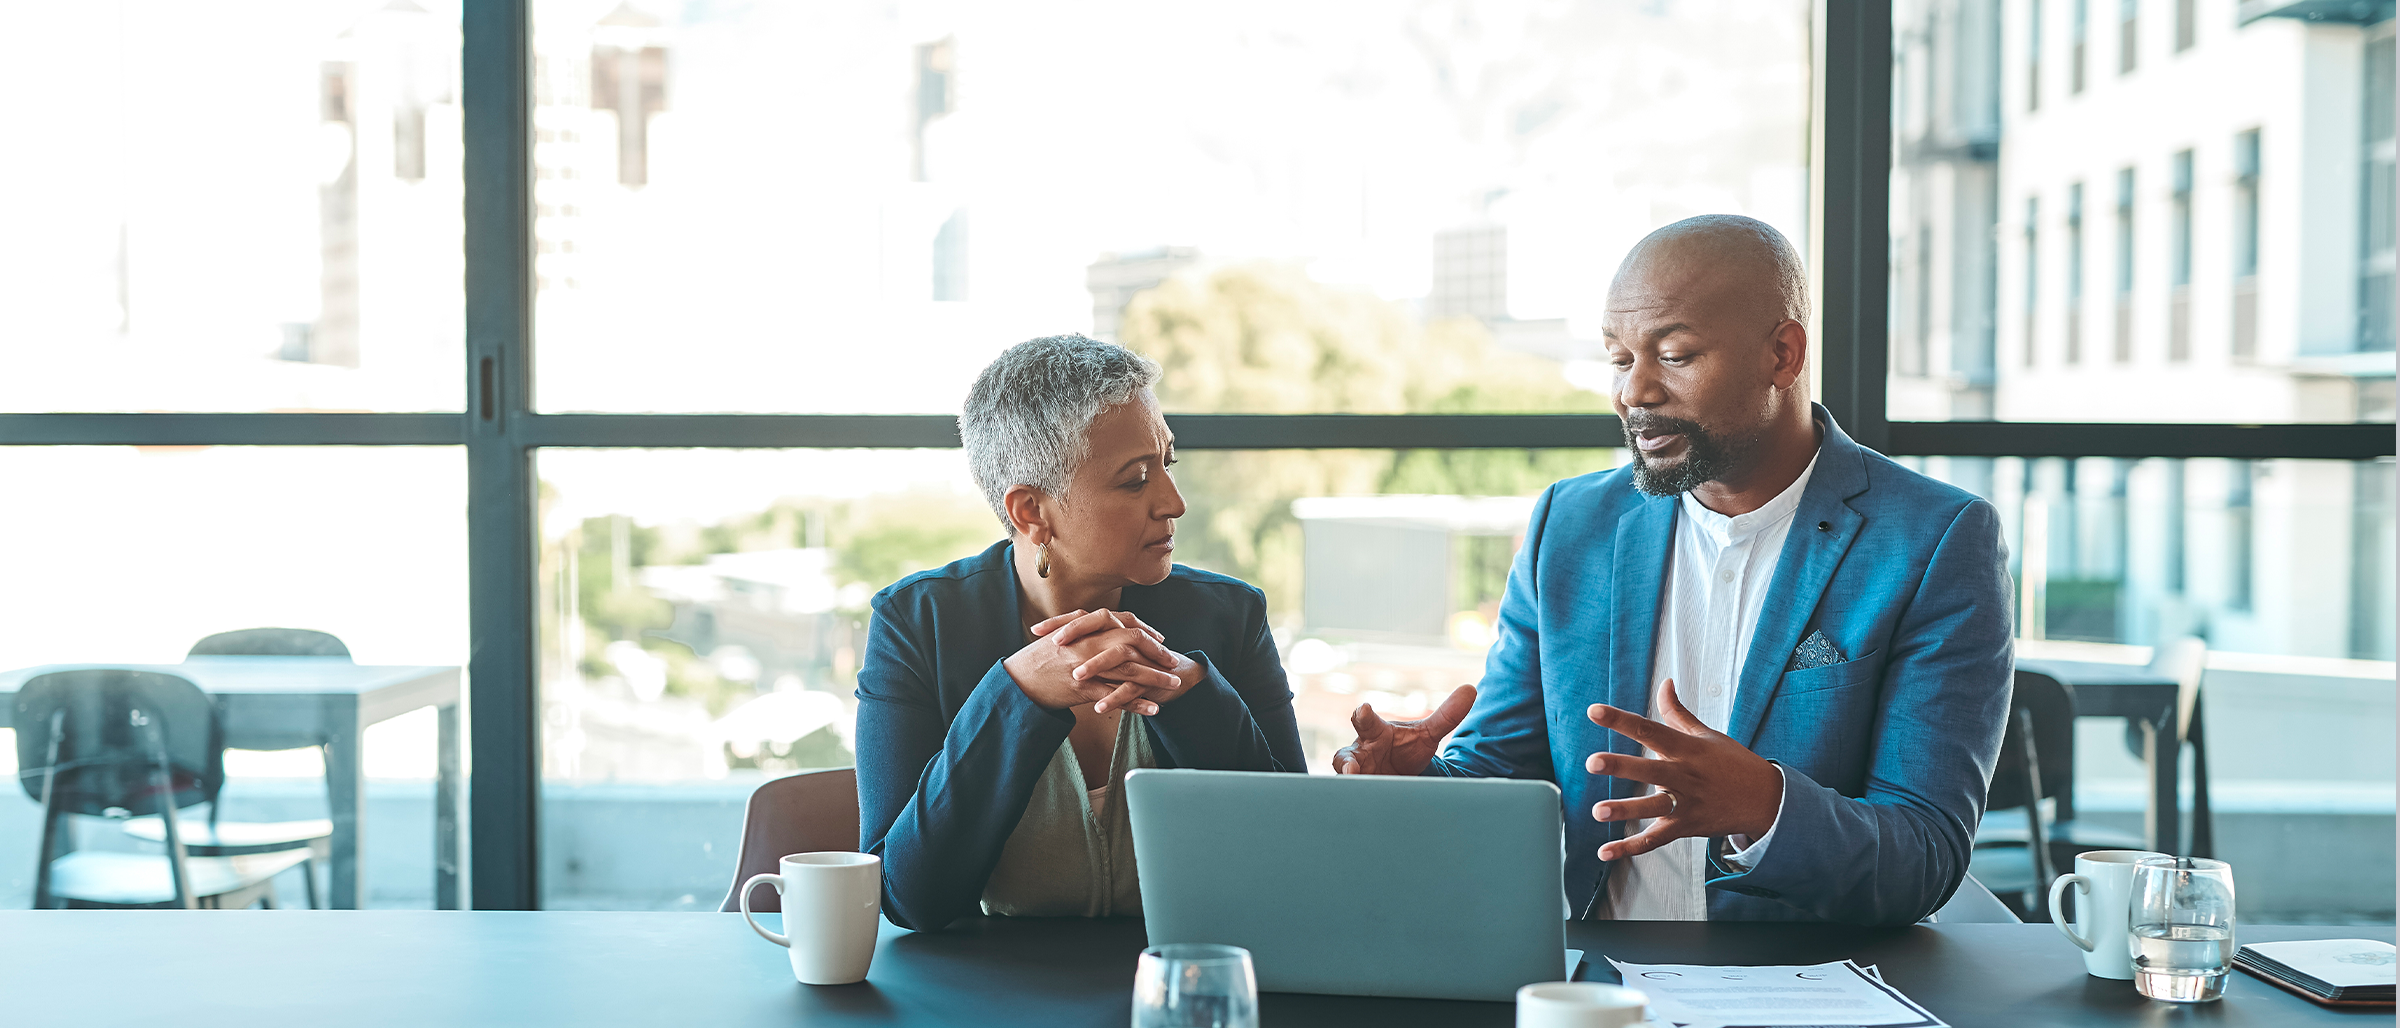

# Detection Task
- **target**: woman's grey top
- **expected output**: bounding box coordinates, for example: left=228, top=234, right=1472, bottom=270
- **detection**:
left=980, top=711, right=1157, bottom=917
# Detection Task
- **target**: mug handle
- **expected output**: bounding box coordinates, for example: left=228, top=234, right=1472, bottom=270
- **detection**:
left=2049, top=874, right=2094, bottom=952
left=740, top=872, right=790, bottom=947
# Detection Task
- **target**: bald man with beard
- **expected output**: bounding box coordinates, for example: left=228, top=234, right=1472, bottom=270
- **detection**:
left=1334, top=215, right=2013, bottom=926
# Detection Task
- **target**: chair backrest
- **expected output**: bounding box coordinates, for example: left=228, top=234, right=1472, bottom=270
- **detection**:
left=1988, top=669, right=2078, bottom=818
left=188, top=628, right=352, bottom=660
left=2147, top=635, right=2207, bottom=738
left=10, top=670, right=222, bottom=815
left=718, top=767, right=860, bottom=913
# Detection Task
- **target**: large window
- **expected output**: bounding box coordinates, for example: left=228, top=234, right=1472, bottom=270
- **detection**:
left=3, top=2, right=2388, bottom=918
left=1, top=2, right=466, bottom=414
left=523, top=0, right=1810, bottom=417
left=0, top=446, right=467, bottom=908
left=1900, top=0, right=2395, bottom=424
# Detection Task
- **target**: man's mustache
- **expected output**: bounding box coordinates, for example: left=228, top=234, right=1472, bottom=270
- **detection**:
left=1623, top=412, right=1704, bottom=439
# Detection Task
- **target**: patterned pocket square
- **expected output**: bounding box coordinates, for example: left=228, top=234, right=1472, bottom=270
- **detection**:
left=1786, top=629, right=1846, bottom=672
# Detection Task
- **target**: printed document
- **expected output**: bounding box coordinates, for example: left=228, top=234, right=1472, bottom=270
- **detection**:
left=1605, top=958, right=1947, bottom=1028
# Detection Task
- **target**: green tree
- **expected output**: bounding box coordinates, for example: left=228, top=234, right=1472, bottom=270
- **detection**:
left=1119, top=263, right=1614, bottom=619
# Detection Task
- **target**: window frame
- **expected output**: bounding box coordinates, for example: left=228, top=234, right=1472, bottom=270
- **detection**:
left=0, top=0, right=2387, bottom=910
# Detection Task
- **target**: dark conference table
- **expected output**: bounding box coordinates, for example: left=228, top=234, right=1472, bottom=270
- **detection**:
left=0, top=912, right=2384, bottom=1027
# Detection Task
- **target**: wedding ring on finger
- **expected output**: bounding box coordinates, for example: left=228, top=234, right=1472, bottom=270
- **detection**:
left=1660, top=789, right=1679, bottom=816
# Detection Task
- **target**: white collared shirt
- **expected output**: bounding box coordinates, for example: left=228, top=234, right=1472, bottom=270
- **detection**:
left=1598, top=450, right=1818, bottom=920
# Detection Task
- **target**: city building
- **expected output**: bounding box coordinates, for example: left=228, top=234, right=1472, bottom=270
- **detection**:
left=1085, top=246, right=1203, bottom=342
left=1424, top=222, right=1599, bottom=365
left=529, top=2, right=669, bottom=300
left=1892, top=0, right=2395, bottom=658
left=310, top=0, right=461, bottom=369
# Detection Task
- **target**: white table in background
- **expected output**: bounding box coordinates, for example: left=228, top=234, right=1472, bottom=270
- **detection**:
left=0, top=658, right=462, bottom=910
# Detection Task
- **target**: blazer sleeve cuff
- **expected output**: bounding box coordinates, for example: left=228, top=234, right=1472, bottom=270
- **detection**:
left=964, top=658, right=1077, bottom=738
left=1141, top=652, right=1268, bottom=766
left=1704, top=761, right=1824, bottom=892
left=1714, top=762, right=1790, bottom=870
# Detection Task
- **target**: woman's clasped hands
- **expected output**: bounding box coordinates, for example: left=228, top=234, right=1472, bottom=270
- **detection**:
left=1004, top=608, right=1200, bottom=716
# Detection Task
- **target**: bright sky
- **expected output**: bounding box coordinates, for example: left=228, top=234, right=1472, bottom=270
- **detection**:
left=0, top=0, right=1806, bottom=678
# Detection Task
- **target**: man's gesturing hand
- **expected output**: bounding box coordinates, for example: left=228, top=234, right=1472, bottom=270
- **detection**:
left=1331, top=685, right=1476, bottom=776
left=1585, top=678, right=1783, bottom=862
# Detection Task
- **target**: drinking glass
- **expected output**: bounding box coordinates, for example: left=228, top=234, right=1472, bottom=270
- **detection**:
left=2129, top=856, right=2236, bottom=1002
left=1133, top=943, right=1259, bottom=1028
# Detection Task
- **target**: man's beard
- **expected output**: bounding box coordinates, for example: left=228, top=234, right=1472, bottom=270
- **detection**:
left=1626, top=413, right=1750, bottom=496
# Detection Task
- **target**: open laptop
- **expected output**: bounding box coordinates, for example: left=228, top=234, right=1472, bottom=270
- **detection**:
left=1124, top=768, right=1569, bottom=1002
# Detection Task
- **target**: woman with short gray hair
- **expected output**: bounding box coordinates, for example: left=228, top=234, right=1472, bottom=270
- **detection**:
left=855, top=334, right=1305, bottom=931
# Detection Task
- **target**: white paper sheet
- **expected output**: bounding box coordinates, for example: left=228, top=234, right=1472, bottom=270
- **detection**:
left=1605, top=958, right=1946, bottom=1028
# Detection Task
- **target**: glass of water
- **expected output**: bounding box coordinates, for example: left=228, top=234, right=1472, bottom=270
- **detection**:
left=1132, top=943, right=1258, bottom=1028
left=2129, top=856, right=2237, bottom=1002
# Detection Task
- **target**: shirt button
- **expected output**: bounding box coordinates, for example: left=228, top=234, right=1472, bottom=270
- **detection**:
left=1708, top=685, right=1722, bottom=697
left=1720, top=570, right=1734, bottom=583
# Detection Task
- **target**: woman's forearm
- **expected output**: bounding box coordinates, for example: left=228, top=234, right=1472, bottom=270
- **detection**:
left=858, top=660, right=1074, bottom=930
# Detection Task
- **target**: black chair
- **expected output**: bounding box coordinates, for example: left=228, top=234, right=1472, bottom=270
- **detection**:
left=2118, top=636, right=2214, bottom=856
left=1970, top=669, right=2145, bottom=920
left=116, top=629, right=345, bottom=908
left=187, top=628, right=352, bottom=659
left=14, top=670, right=310, bottom=908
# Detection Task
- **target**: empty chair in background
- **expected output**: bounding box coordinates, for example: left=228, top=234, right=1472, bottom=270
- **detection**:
left=15, top=669, right=310, bottom=909
left=117, top=628, right=346, bottom=908
left=1971, top=669, right=2146, bottom=921
left=721, top=766, right=860, bottom=914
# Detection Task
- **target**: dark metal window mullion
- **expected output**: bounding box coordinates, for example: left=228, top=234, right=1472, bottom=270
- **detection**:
left=463, top=0, right=540, bottom=912
left=1813, top=0, right=1893, bottom=452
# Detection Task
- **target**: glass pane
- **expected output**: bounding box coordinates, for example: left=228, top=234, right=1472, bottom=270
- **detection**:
left=1, top=3, right=465, bottom=413
left=1890, top=3, right=2396, bottom=423
left=534, top=445, right=1616, bottom=909
left=0, top=446, right=467, bottom=909
left=1907, top=454, right=2394, bottom=923
left=529, top=1, right=1810, bottom=414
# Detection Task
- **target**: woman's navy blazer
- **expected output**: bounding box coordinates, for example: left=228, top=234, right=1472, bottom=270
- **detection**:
left=854, top=539, right=1306, bottom=930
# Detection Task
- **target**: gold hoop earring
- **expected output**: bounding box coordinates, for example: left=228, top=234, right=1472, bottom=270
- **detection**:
left=1036, top=542, right=1051, bottom=579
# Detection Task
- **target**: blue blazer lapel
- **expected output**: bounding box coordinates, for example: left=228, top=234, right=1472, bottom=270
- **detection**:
left=1725, top=408, right=1872, bottom=749
left=1609, top=495, right=1675, bottom=763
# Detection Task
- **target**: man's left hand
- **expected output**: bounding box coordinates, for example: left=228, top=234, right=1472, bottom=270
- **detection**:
left=1584, top=677, right=1783, bottom=861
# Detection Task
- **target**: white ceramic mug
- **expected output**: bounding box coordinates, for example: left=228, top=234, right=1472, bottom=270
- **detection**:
left=740, top=851, right=883, bottom=985
left=1516, top=982, right=1650, bottom=1028
left=2048, top=849, right=2168, bottom=980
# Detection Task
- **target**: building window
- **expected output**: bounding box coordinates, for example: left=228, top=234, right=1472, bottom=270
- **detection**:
left=2119, top=0, right=2139, bottom=75
left=2171, top=149, right=2193, bottom=361
left=2030, top=0, right=2045, bottom=111
left=2073, top=0, right=2089, bottom=94
left=2174, top=0, right=2195, bottom=53
left=2025, top=196, right=2041, bottom=366
left=2234, top=129, right=2261, bottom=362
left=2226, top=460, right=2254, bottom=611
left=2354, top=461, right=2397, bottom=659
left=2362, top=31, right=2395, bottom=353
left=1912, top=224, right=1934, bottom=377
left=932, top=209, right=969, bottom=302
left=2115, top=167, right=2135, bottom=363
left=2068, top=181, right=2086, bottom=363
left=913, top=37, right=956, bottom=183
left=2164, top=459, right=2187, bottom=593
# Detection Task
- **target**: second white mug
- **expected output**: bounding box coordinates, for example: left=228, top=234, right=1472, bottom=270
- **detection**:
left=1516, top=982, right=1650, bottom=1028
left=2048, top=849, right=2168, bottom=980
left=740, top=851, right=883, bottom=985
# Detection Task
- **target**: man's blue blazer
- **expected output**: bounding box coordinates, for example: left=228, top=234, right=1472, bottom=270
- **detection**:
left=1428, top=406, right=2013, bottom=925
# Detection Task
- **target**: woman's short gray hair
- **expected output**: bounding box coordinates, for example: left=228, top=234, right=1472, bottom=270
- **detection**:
left=960, top=334, right=1162, bottom=532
